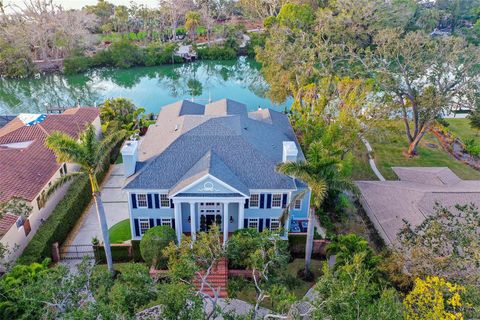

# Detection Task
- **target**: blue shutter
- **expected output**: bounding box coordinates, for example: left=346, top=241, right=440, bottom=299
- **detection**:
left=244, top=219, right=248, bottom=228
left=154, top=194, right=160, bottom=208
left=260, top=194, right=265, bottom=208
left=266, top=218, right=270, bottom=230
left=244, top=199, right=249, bottom=209
left=172, top=219, right=176, bottom=230
left=258, top=218, right=264, bottom=232
left=149, top=218, right=154, bottom=228
left=170, top=199, right=174, bottom=208
left=134, top=219, right=140, bottom=236
left=282, top=194, right=287, bottom=208
left=131, top=194, right=137, bottom=209
left=147, top=194, right=153, bottom=208
left=156, top=218, right=161, bottom=226
left=266, top=194, right=272, bottom=209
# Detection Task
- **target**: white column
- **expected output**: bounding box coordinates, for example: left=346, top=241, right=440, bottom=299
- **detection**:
left=189, top=202, right=196, bottom=241
left=223, top=202, right=229, bottom=245
left=174, top=202, right=182, bottom=244
left=238, top=201, right=245, bottom=230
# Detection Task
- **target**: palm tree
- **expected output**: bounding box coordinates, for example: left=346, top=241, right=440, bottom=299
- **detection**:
left=45, top=124, right=125, bottom=274
left=185, top=11, right=201, bottom=43
left=277, top=141, right=356, bottom=276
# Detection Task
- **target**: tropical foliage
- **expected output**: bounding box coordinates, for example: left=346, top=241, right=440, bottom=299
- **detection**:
left=404, top=277, right=469, bottom=320
left=45, top=124, right=126, bottom=273
left=257, top=0, right=480, bottom=157
left=397, top=204, right=480, bottom=287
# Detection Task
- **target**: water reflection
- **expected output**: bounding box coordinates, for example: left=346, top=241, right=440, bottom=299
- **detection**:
left=0, top=57, right=290, bottom=115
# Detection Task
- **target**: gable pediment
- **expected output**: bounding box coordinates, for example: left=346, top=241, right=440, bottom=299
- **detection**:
left=171, top=174, right=247, bottom=196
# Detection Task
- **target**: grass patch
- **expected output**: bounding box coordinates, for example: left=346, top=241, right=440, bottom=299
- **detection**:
left=234, top=258, right=324, bottom=307
left=445, top=118, right=480, bottom=144
left=351, top=120, right=480, bottom=180
left=109, top=219, right=131, bottom=244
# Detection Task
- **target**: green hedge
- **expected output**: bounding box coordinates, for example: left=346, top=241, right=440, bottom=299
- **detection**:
left=17, top=176, right=92, bottom=264
left=64, top=41, right=184, bottom=75
left=196, top=45, right=237, bottom=60
left=93, top=240, right=143, bottom=264
left=17, top=141, right=122, bottom=264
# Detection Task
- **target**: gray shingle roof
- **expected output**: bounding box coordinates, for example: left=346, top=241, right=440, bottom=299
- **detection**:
left=357, top=167, right=480, bottom=246
left=168, top=150, right=249, bottom=196
left=125, top=99, right=305, bottom=192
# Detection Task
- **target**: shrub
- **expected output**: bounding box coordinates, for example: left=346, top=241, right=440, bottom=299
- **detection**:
left=17, top=176, right=91, bottom=264
left=18, top=140, right=122, bottom=264
left=144, top=42, right=180, bottom=66
left=246, top=32, right=266, bottom=58
left=227, top=228, right=262, bottom=269
left=465, top=138, right=480, bottom=156
left=0, top=40, right=35, bottom=78
left=404, top=277, right=469, bottom=320
left=227, top=276, right=250, bottom=298
left=92, top=263, right=157, bottom=316
left=197, top=45, right=237, bottom=60
left=63, top=54, right=92, bottom=74
left=140, top=226, right=176, bottom=269
left=105, top=41, right=145, bottom=68
left=94, top=245, right=131, bottom=263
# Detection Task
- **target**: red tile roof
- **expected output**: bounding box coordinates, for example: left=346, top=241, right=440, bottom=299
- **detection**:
left=0, top=108, right=99, bottom=203
left=0, top=213, right=18, bottom=237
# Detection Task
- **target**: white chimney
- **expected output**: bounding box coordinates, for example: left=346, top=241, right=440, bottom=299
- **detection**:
left=121, top=140, right=138, bottom=177
left=282, top=141, right=298, bottom=162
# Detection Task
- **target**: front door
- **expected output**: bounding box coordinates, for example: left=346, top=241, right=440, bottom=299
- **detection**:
left=199, top=202, right=222, bottom=232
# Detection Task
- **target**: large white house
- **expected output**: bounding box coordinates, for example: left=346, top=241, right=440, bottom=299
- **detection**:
left=121, top=99, right=310, bottom=244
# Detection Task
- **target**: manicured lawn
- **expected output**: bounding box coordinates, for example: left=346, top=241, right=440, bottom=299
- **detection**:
left=109, top=219, right=131, bottom=244
left=234, top=258, right=324, bottom=307
left=445, top=118, right=480, bottom=144
left=351, top=120, right=480, bottom=180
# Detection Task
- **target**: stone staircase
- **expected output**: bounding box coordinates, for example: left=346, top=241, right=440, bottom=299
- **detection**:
left=193, top=258, right=228, bottom=298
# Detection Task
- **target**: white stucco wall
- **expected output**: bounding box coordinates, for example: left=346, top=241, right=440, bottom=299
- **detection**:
left=0, top=115, right=101, bottom=266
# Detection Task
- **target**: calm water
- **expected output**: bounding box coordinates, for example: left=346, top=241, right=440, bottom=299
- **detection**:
left=0, top=57, right=292, bottom=115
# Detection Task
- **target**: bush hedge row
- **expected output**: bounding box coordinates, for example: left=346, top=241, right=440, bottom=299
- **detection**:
left=93, top=240, right=143, bottom=264
left=64, top=41, right=239, bottom=75
left=17, top=176, right=92, bottom=265
left=17, top=141, right=122, bottom=265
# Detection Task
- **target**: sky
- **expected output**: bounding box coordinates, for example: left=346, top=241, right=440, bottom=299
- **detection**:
left=4, top=0, right=159, bottom=10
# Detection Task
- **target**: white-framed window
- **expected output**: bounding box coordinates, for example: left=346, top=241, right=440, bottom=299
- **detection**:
left=160, top=194, right=170, bottom=207
left=272, top=194, right=282, bottom=208
left=248, top=218, right=259, bottom=230
left=137, top=194, right=148, bottom=208
left=294, top=199, right=302, bottom=210
left=270, top=218, right=281, bottom=232
left=160, top=218, right=172, bottom=227
left=139, top=218, right=150, bottom=235
left=250, top=194, right=259, bottom=207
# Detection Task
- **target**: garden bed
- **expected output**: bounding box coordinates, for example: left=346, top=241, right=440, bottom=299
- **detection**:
left=229, top=258, right=324, bottom=308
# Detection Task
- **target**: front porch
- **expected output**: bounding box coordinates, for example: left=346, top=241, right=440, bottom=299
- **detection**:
left=172, top=197, right=246, bottom=244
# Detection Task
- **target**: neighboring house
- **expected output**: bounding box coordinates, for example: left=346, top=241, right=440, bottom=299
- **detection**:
left=0, top=108, right=100, bottom=265
left=357, top=167, right=480, bottom=246
left=121, top=99, right=310, bottom=244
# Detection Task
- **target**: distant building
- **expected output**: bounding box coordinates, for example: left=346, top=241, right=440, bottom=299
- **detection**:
left=121, top=99, right=311, bottom=244
left=357, top=167, right=480, bottom=246
left=0, top=108, right=100, bottom=265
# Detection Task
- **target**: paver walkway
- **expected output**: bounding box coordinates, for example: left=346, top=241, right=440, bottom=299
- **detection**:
left=68, top=164, right=129, bottom=246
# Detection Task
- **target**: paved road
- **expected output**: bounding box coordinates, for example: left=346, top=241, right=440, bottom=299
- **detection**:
left=69, top=164, right=129, bottom=246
